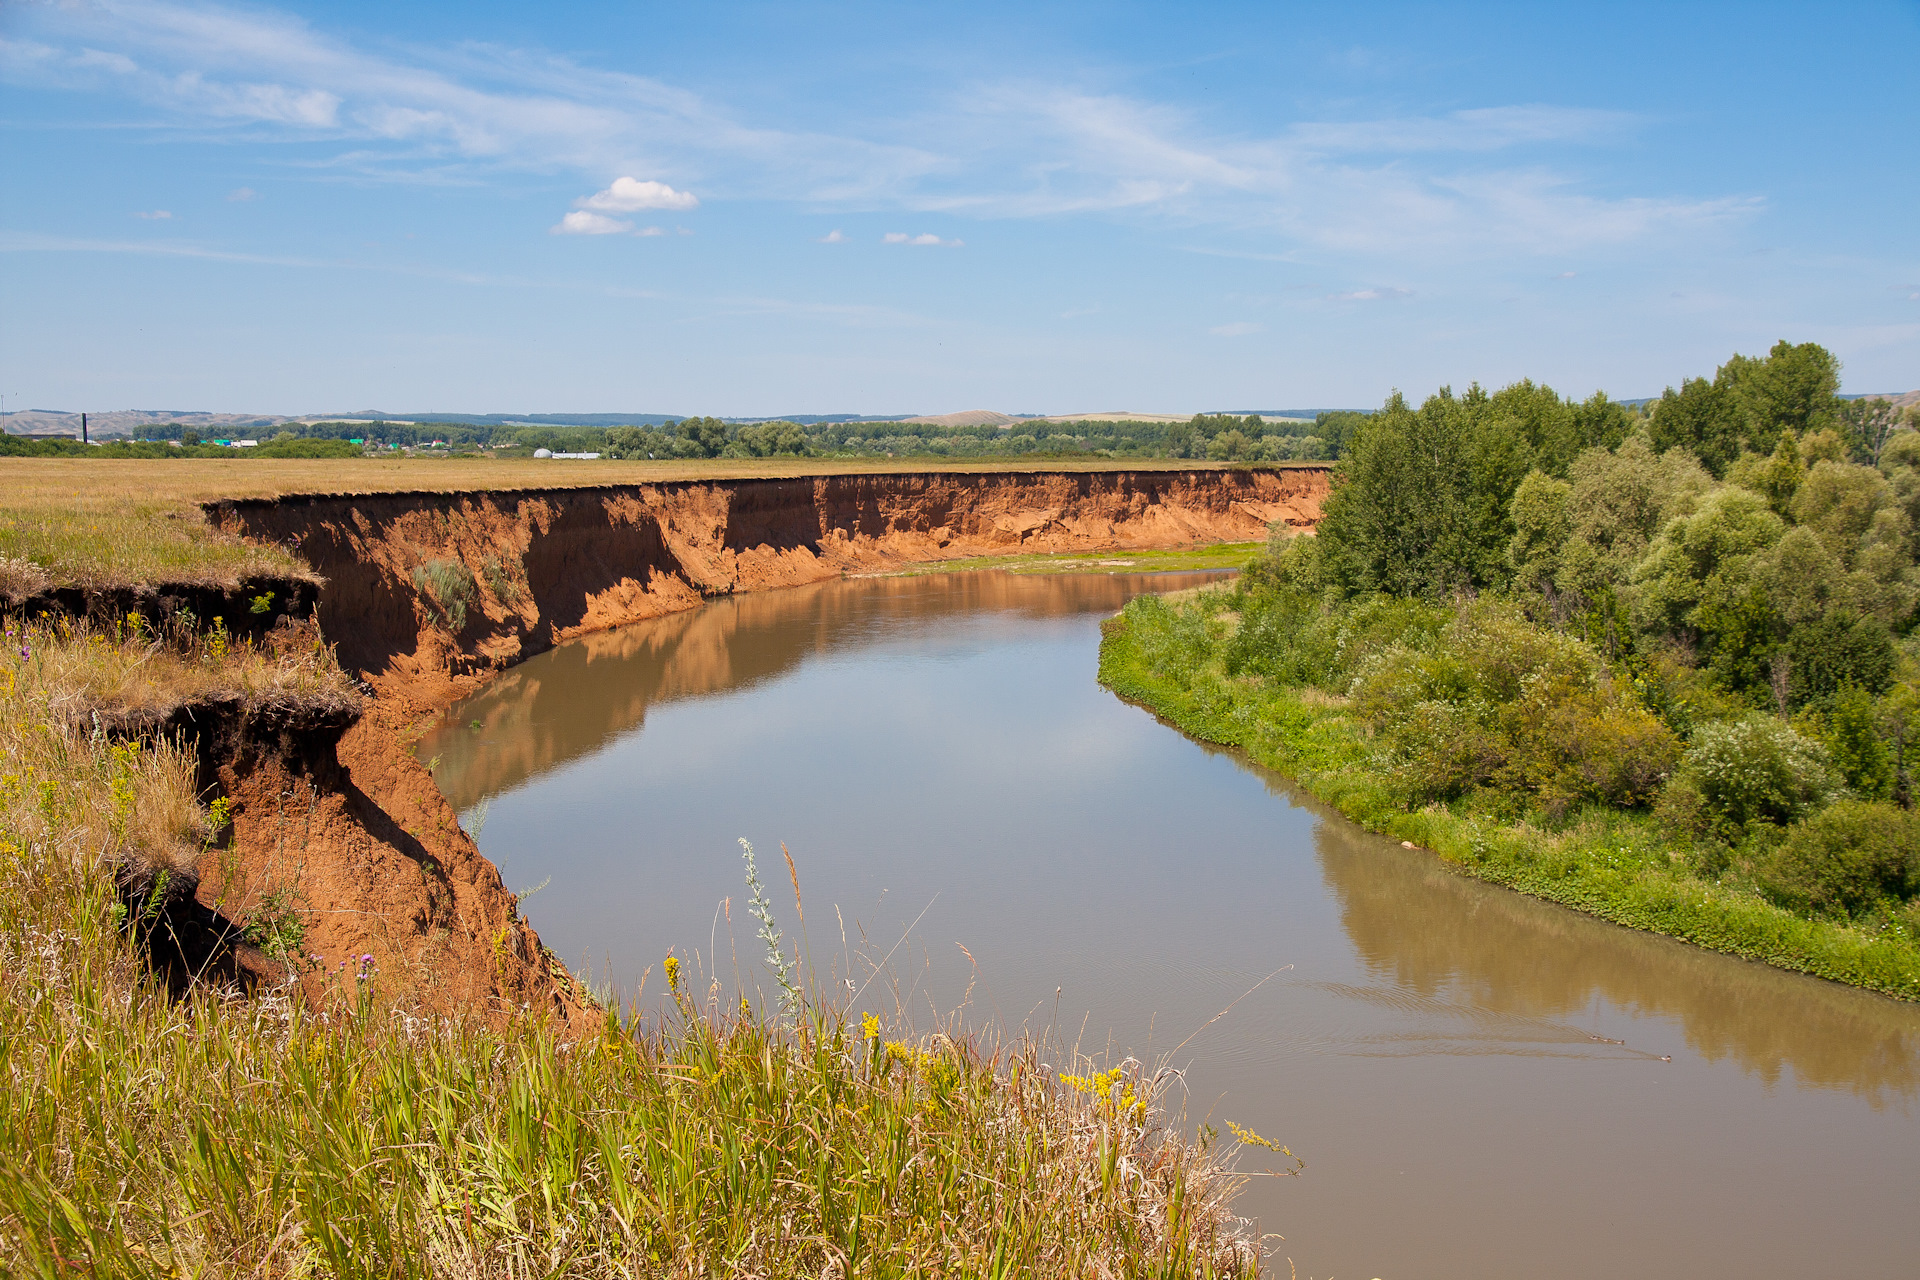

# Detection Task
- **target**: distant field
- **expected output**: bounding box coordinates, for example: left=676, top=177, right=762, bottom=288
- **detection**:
left=0, top=456, right=1316, bottom=592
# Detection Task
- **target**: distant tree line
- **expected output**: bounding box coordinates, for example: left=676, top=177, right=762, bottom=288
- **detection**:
left=95, top=410, right=1377, bottom=461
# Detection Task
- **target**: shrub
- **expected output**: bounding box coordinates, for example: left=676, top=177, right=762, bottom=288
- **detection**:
left=1349, top=603, right=1679, bottom=810
left=1758, top=801, right=1919, bottom=920
left=411, top=558, right=477, bottom=632
left=1676, top=714, right=1836, bottom=838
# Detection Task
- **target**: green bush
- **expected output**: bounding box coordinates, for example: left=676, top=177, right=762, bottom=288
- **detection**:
left=1758, top=801, right=1919, bottom=921
left=1347, top=603, right=1679, bottom=810
left=1676, top=714, right=1836, bottom=838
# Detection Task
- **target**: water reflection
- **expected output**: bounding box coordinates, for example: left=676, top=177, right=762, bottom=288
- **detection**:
left=427, top=572, right=1228, bottom=814
left=1242, top=753, right=1920, bottom=1104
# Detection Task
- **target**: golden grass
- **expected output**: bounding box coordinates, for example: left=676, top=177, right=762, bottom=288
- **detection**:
left=13, top=615, right=360, bottom=731
left=0, top=456, right=1318, bottom=592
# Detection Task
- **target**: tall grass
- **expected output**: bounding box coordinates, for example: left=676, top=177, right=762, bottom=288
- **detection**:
left=1, top=622, right=1261, bottom=1276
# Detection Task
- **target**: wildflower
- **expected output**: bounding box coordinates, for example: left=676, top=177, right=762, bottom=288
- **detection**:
left=664, top=954, right=681, bottom=995
left=861, top=1011, right=880, bottom=1040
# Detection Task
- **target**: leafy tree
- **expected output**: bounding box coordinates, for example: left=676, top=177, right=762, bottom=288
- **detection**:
left=1649, top=377, right=1743, bottom=477
left=1506, top=470, right=1571, bottom=595
left=1673, top=714, right=1836, bottom=837
left=1728, top=339, right=1841, bottom=451
left=1628, top=486, right=1785, bottom=643
left=1313, top=410, right=1369, bottom=460
left=677, top=417, right=730, bottom=458
left=1316, top=390, right=1480, bottom=597
left=1812, top=685, right=1896, bottom=799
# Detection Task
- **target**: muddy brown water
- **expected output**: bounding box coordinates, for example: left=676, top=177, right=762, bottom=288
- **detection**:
left=419, top=571, right=1920, bottom=1280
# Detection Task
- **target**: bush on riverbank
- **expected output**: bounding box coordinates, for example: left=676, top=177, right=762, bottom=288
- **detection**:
left=1101, top=593, right=1920, bottom=997
left=1, top=620, right=1259, bottom=1276
left=1100, top=340, right=1920, bottom=998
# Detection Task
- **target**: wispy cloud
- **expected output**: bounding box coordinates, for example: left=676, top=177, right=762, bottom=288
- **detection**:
left=226, top=186, right=257, bottom=201
left=818, top=229, right=846, bottom=243
left=883, top=232, right=962, bottom=246
left=4, top=1, right=1757, bottom=262
left=132, top=209, right=172, bottom=219
left=3, top=0, right=936, bottom=199
left=1329, top=287, right=1413, bottom=302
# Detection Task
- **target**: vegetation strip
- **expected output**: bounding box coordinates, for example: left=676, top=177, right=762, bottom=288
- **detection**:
left=1102, top=604, right=1920, bottom=998
left=887, top=540, right=1264, bottom=576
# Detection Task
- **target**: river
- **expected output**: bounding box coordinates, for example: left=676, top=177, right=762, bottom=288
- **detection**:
left=418, top=571, right=1920, bottom=1279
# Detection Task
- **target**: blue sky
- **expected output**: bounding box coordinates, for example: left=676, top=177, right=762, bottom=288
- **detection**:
left=4, top=0, right=1917, bottom=416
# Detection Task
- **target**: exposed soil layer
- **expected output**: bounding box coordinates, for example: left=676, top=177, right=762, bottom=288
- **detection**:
left=108, top=688, right=586, bottom=1025
left=214, top=468, right=1328, bottom=691
left=195, top=468, right=1327, bottom=1022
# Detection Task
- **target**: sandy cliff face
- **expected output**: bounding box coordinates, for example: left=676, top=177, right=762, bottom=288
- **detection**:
left=214, top=468, right=1328, bottom=690
left=201, top=467, right=1326, bottom=1022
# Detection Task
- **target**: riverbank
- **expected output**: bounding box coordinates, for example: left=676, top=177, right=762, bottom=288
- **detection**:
left=1100, top=589, right=1920, bottom=1000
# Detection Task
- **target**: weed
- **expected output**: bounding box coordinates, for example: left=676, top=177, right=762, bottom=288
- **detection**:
left=412, top=558, right=477, bottom=632
left=242, top=885, right=307, bottom=963
left=480, top=555, right=525, bottom=603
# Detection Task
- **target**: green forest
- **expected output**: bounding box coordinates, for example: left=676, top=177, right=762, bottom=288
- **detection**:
left=1103, top=342, right=1920, bottom=995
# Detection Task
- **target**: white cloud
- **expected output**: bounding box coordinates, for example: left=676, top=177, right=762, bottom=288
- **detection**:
left=819, top=229, right=846, bottom=243
left=1557, top=271, right=1577, bottom=279
left=1209, top=321, right=1263, bottom=336
left=577, top=176, right=697, bottom=213
left=636, top=225, right=665, bottom=236
left=1330, top=287, right=1414, bottom=302
left=132, top=209, right=172, bottom=219
left=884, top=232, right=961, bottom=246
left=227, top=187, right=258, bottom=201
left=550, top=210, right=631, bottom=236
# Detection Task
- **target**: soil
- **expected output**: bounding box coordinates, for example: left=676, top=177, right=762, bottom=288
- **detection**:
left=197, top=467, right=1329, bottom=1024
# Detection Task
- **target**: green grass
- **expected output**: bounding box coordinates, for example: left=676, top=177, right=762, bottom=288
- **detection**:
left=0, top=620, right=1261, bottom=1276
left=892, top=540, right=1263, bottom=577
left=1100, top=592, right=1920, bottom=1001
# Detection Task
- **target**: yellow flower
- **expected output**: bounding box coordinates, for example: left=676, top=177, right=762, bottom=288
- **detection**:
left=861, top=1012, right=880, bottom=1040
left=663, top=954, right=681, bottom=994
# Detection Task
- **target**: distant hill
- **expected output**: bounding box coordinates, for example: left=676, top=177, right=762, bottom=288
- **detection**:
left=901, top=410, right=1019, bottom=428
